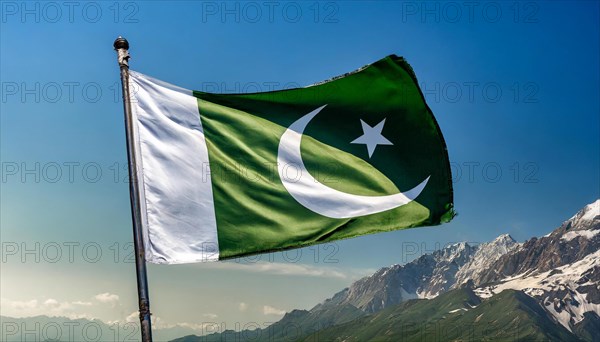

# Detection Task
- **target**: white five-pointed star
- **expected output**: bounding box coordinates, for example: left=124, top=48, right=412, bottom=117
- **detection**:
left=351, top=118, right=394, bottom=158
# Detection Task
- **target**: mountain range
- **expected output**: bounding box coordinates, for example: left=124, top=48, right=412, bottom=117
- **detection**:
left=173, top=199, right=600, bottom=341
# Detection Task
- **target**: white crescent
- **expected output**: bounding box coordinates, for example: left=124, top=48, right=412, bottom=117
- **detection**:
left=277, top=105, right=430, bottom=219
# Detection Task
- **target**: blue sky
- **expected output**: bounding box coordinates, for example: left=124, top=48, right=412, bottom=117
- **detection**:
left=1, top=0, right=598, bottom=337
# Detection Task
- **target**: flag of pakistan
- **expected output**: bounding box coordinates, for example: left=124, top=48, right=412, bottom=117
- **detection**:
left=128, top=55, right=454, bottom=264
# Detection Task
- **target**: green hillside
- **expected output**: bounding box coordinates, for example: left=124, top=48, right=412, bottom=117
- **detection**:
left=172, top=303, right=365, bottom=342
left=302, top=288, right=581, bottom=342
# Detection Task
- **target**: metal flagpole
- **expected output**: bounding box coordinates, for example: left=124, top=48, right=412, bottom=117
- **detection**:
left=113, top=36, right=153, bottom=342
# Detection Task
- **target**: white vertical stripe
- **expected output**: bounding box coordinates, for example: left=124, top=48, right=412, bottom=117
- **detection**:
left=128, top=71, right=219, bottom=263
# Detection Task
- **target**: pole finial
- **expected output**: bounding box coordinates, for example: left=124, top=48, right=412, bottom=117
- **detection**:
left=114, top=36, right=129, bottom=51
left=114, top=36, right=130, bottom=67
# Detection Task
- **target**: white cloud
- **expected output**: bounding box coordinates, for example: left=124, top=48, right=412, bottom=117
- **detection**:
left=1, top=298, right=38, bottom=310
left=44, top=299, right=59, bottom=306
left=0, top=297, right=90, bottom=320
left=151, top=315, right=164, bottom=328
left=239, top=302, right=248, bottom=312
left=200, top=261, right=372, bottom=280
left=203, top=313, right=218, bottom=319
left=94, top=292, right=120, bottom=306
left=125, top=311, right=138, bottom=323
left=42, top=299, right=77, bottom=315
left=263, top=305, right=286, bottom=316
left=72, top=301, right=93, bottom=306
left=173, top=322, right=214, bottom=331
left=150, top=319, right=215, bottom=332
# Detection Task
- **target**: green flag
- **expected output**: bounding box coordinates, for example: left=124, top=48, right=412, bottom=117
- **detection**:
left=128, top=55, right=454, bottom=263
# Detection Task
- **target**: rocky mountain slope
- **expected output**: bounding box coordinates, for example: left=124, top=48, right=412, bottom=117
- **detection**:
left=471, top=200, right=600, bottom=335
left=315, top=233, right=517, bottom=314
left=474, top=200, right=599, bottom=286
left=453, top=233, right=520, bottom=287
left=304, top=288, right=579, bottom=342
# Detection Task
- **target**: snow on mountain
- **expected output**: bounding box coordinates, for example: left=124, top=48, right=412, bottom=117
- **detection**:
left=310, top=239, right=518, bottom=314
left=568, top=199, right=600, bottom=228
left=453, top=234, right=520, bottom=289
left=311, top=233, right=524, bottom=314
left=417, top=242, right=477, bottom=298
left=469, top=199, right=600, bottom=334
left=473, top=199, right=600, bottom=285
left=562, top=229, right=600, bottom=242
left=310, top=241, right=479, bottom=314
left=473, top=250, right=600, bottom=332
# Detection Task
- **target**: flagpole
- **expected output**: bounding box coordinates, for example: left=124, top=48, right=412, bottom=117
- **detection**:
left=113, top=36, right=153, bottom=342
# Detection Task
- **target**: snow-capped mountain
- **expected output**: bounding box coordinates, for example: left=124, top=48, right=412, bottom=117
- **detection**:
left=313, top=241, right=478, bottom=314
left=452, top=233, right=520, bottom=289
left=312, top=234, right=520, bottom=314
left=566, top=200, right=600, bottom=232
left=310, top=199, right=600, bottom=336
left=472, top=199, right=600, bottom=334
left=474, top=250, right=600, bottom=333
left=474, top=199, right=600, bottom=286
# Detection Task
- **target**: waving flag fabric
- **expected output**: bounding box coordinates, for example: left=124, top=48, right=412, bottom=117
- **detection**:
left=128, top=55, right=454, bottom=264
